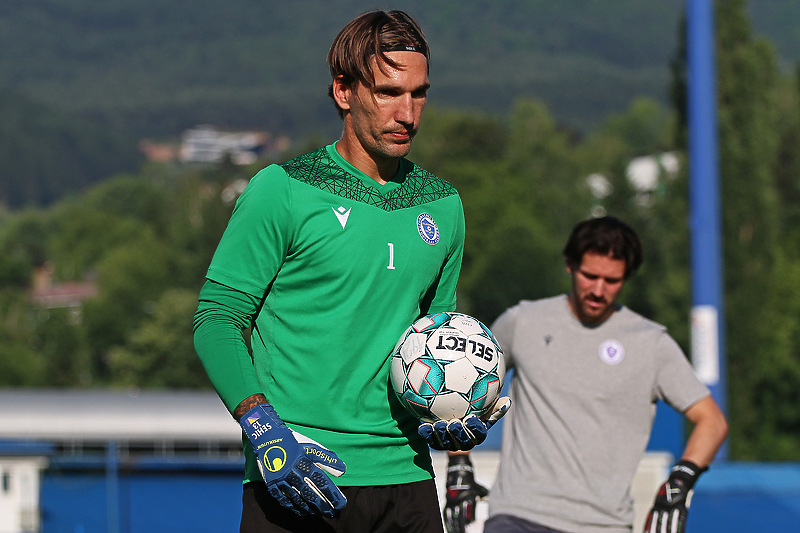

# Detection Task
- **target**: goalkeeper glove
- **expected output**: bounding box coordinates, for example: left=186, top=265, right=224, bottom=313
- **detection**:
left=419, top=396, right=511, bottom=451
left=239, top=403, right=347, bottom=517
left=643, top=460, right=707, bottom=533
left=443, top=454, right=488, bottom=533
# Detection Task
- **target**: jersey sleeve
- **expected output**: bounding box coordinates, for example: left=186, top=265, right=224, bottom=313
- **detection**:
left=194, top=165, right=294, bottom=413
left=205, top=165, right=293, bottom=297
left=193, top=279, right=263, bottom=413
left=652, top=332, right=711, bottom=412
left=420, top=194, right=465, bottom=315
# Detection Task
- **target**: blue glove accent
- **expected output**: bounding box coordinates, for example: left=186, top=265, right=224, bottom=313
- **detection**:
left=419, top=397, right=511, bottom=451
left=239, top=403, right=347, bottom=517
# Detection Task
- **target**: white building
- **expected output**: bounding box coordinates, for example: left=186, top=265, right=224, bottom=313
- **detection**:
left=0, top=389, right=241, bottom=533
left=0, top=448, right=48, bottom=533
left=179, top=125, right=268, bottom=165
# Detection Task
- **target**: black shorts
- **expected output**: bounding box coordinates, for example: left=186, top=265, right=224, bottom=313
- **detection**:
left=241, top=479, right=444, bottom=533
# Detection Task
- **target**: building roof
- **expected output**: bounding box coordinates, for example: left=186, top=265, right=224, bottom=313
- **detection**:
left=30, top=281, right=98, bottom=309
left=0, top=389, right=241, bottom=444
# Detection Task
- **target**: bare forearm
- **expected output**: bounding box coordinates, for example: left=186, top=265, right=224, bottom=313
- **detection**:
left=233, top=393, right=268, bottom=421
left=681, top=396, right=729, bottom=467
left=681, top=421, right=727, bottom=466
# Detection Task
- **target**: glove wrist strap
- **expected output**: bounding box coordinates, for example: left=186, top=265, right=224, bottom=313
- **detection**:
left=447, top=453, right=474, bottom=475
left=238, top=403, right=285, bottom=443
left=448, top=454, right=473, bottom=466
left=671, top=459, right=707, bottom=490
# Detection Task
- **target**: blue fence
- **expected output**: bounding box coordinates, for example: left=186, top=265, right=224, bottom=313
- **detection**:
left=38, top=458, right=800, bottom=532
left=690, top=462, right=800, bottom=531
left=41, top=463, right=243, bottom=533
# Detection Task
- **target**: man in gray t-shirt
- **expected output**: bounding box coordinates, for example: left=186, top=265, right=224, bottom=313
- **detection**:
left=442, top=217, right=728, bottom=533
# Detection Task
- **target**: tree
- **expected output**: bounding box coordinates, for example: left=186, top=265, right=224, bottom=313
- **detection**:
left=584, top=99, right=690, bottom=347
left=0, top=209, right=51, bottom=284
left=46, top=202, right=149, bottom=281
left=0, top=89, right=140, bottom=208
left=31, top=307, right=92, bottom=387
left=162, top=168, right=239, bottom=289
left=82, top=230, right=179, bottom=383
left=81, top=175, right=170, bottom=232
left=412, top=101, right=589, bottom=323
left=107, top=288, right=210, bottom=388
left=669, top=0, right=798, bottom=459
left=714, top=0, right=785, bottom=460
left=772, top=70, right=800, bottom=247
left=0, top=289, right=46, bottom=386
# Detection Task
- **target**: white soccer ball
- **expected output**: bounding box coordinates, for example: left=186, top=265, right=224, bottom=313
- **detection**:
left=390, top=312, right=505, bottom=422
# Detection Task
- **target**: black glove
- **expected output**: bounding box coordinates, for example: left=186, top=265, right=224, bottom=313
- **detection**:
left=443, top=454, right=488, bottom=533
left=643, top=460, right=707, bottom=533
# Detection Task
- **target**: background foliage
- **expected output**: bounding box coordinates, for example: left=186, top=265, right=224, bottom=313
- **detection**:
left=0, top=1, right=799, bottom=460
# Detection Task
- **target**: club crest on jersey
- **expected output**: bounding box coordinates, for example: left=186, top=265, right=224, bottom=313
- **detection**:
left=417, top=213, right=439, bottom=245
left=599, top=339, right=625, bottom=365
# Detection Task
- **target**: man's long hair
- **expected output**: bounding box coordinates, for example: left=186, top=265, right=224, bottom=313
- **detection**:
left=327, top=10, right=429, bottom=119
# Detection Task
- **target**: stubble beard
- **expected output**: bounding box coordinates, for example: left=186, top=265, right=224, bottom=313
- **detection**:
left=580, top=297, right=611, bottom=324
left=372, top=130, right=415, bottom=160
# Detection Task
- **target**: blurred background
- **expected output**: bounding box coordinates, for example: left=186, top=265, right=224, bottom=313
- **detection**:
left=1, top=0, right=799, bottom=531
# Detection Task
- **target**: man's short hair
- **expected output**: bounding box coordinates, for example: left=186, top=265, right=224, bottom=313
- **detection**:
left=563, top=216, right=643, bottom=279
left=327, top=10, right=430, bottom=119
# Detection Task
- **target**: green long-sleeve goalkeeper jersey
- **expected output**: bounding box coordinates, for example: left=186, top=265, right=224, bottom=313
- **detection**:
left=194, top=143, right=465, bottom=486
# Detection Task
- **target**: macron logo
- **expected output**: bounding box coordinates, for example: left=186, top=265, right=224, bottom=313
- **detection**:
left=333, top=206, right=351, bottom=229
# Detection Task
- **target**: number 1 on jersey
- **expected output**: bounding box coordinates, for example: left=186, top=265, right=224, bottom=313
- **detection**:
left=387, top=242, right=396, bottom=270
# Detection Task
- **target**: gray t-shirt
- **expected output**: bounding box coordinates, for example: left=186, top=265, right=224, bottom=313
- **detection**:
left=488, top=295, right=710, bottom=533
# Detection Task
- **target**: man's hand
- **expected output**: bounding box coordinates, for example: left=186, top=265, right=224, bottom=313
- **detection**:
left=643, top=460, right=707, bottom=533
left=239, top=403, right=347, bottom=517
left=419, top=397, right=511, bottom=451
left=443, top=454, right=488, bottom=533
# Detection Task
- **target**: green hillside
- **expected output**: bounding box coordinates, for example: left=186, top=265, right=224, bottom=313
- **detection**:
left=0, top=0, right=796, bottom=206
left=0, top=0, right=688, bottom=139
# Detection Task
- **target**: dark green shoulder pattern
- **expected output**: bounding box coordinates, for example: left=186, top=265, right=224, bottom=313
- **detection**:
left=280, top=147, right=457, bottom=211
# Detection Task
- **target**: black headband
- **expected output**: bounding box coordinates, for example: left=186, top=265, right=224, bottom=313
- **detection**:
left=380, top=45, right=423, bottom=53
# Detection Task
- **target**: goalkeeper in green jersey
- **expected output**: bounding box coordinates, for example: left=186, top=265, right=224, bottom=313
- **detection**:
left=193, top=10, right=506, bottom=533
